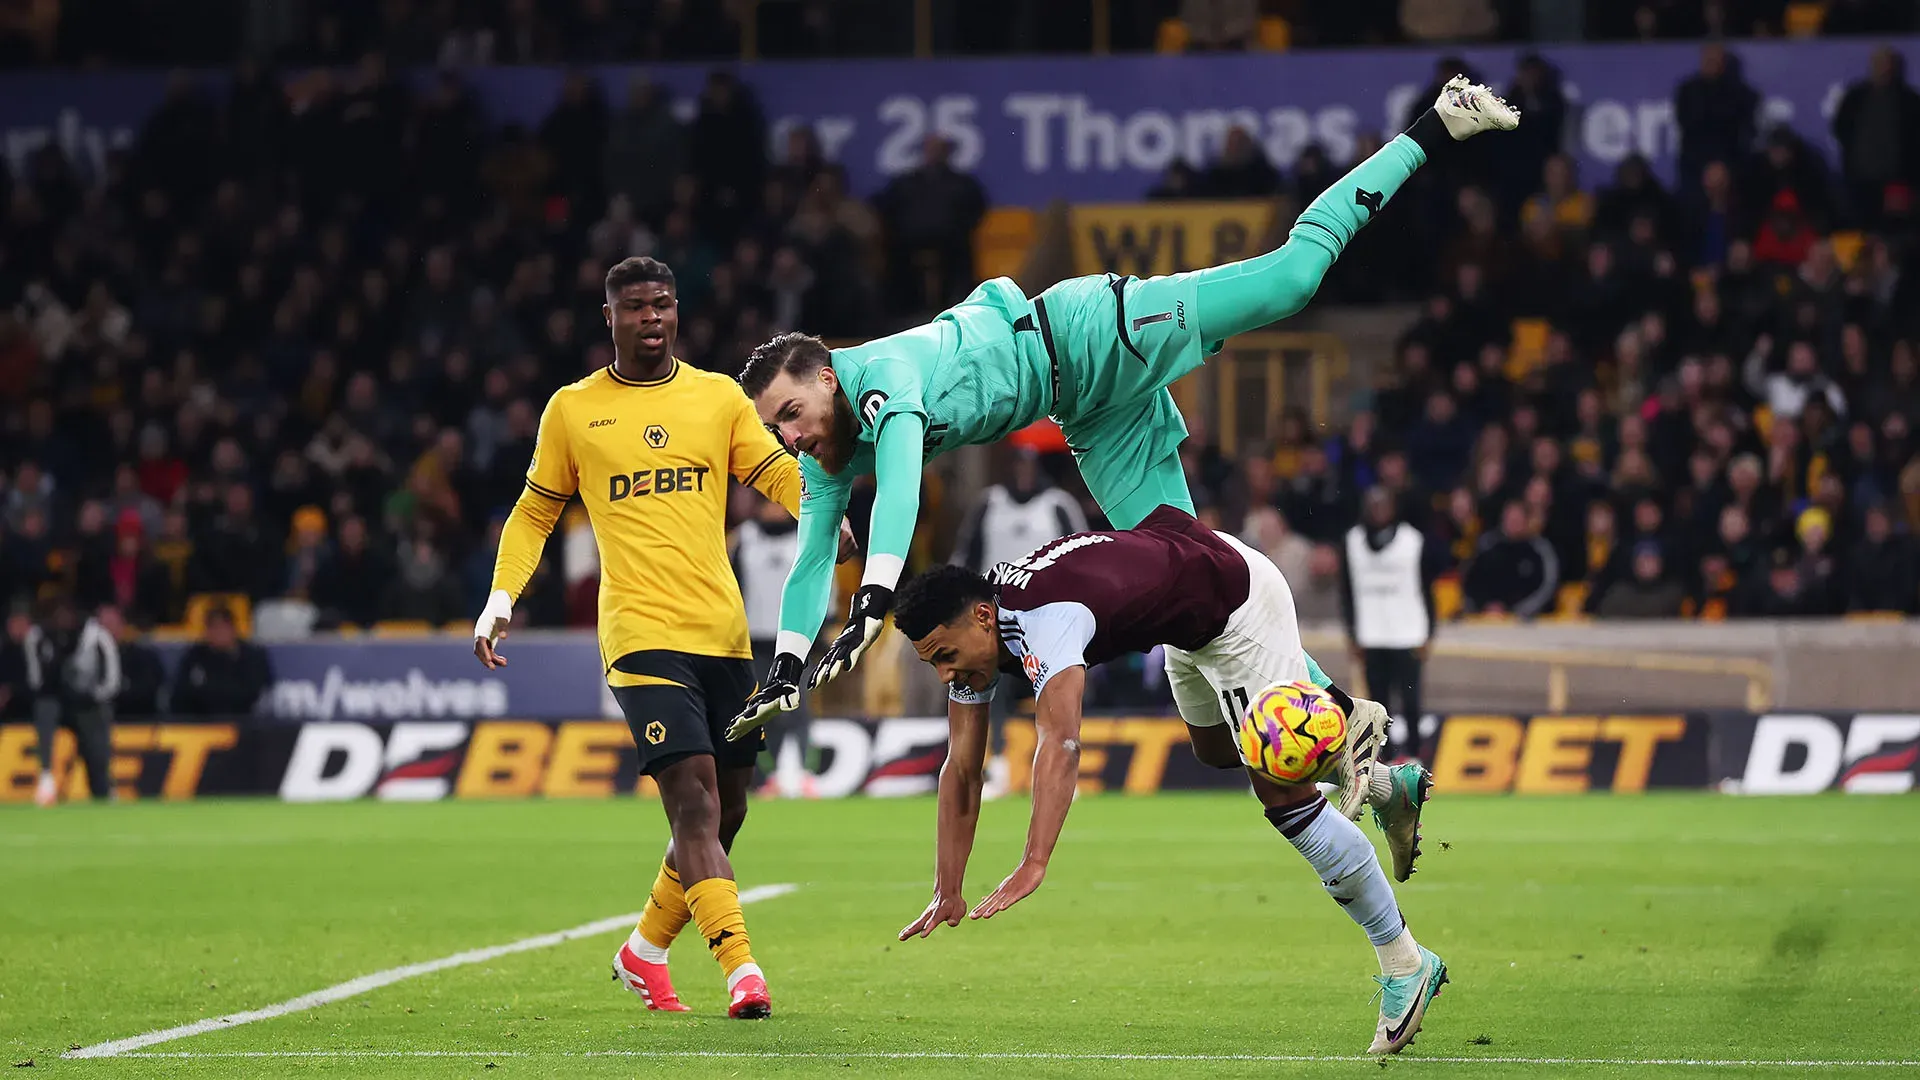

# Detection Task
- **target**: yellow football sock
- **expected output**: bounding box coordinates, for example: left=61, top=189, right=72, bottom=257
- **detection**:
left=685, top=877, right=755, bottom=978
left=635, top=861, right=691, bottom=953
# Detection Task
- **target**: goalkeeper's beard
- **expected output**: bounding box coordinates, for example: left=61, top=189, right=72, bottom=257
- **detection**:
left=814, top=393, right=860, bottom=473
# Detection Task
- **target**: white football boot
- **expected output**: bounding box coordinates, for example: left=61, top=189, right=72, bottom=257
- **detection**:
left=1334, top=697, right=1390, bottom=820
left=1435, top=75, right=1521, bottom=140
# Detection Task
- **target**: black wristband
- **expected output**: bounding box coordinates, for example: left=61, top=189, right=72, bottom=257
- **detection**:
left=767, top=652, right=803, bottom=684
left=1403, top=108, right=1452, bottom=159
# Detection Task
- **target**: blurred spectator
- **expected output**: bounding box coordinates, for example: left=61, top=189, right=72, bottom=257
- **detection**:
left=690, top=71, right=766, bottom=230
left=606, top=80, right=685, bottom=223
left=876, top=136, right=986, bottom=314
left=26, top=595, right=118, bottom=804
left=1521, top=154, right=1594, bottom=245
left=1203, top=127, right=1281, bottom=197
left=1747, top=337, right=1846, bottom=422
left=1595, top=541, right=1687, bottom=617
left=1147, top=160, right=1203, bottom=201
left=170, top=605, right=273, bottom=716
left=1462, top=500, right=1560, bottom=618
left=1243, top=506, right=1314, bottom=597
left=1675, top=43, right=1759, bottom=190
left=1501, top=55, right=1569, bottom=214
left=540, top=72, right=610, bottom=215
left=1180, top=0, right=1258, bottom=49
left=1833, top=47, right=1920, bottom=229
left=1791, top=506, right=1845, bottom=614
left=1398, top=0, right=1499, bottom=41
left=1847, top=504, right=1917, bottom=613
left=952, top=452, right=1087, bottom=575
left=97, top=605, right=164, bottom=717
left=382, top=532, right=464, bottom=624
left=309, top=515, right=392, bottom=628
left=1746, top=127, right=1835, bottom=231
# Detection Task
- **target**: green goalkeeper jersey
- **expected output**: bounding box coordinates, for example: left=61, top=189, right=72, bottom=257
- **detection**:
left=778, top=277, right=1052, bottom=642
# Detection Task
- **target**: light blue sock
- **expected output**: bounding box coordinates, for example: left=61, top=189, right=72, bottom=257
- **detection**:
left=1267, top=797, right=1406, bottom=946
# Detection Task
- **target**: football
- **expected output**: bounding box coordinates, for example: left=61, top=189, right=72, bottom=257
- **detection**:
left=1238, top=681, right=1347, bottom=785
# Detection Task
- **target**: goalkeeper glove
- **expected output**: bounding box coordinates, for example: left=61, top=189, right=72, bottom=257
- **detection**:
left=727, top=652, right=804, bottom=741
left=807, top=584, right=892, bottom=691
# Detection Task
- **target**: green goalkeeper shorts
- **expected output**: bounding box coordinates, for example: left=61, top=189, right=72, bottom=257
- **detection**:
left=1033, top=272, right=1216, bottom=529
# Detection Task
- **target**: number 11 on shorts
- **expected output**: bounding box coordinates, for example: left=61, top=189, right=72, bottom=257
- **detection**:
left=1220, top=686, right=1251, bottom=728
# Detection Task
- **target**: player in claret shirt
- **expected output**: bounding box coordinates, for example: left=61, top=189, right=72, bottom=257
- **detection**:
left=726, top=78, right=1516, bottom=748
left=890, top=507, right=1442, bottom=1056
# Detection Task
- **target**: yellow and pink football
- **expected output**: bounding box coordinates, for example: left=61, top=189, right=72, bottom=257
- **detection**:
left=1237, top=681, right=1347, bottom=785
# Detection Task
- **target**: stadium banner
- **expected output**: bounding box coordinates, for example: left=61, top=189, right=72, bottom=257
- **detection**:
left=149, top=635, right=616, bottom=722
left=1704, top=712, right=1920, bottom=795
left=1068, top=200, right=1277, bottom=277
left=3, top=39, right=1916, bottom=205
left=1425, top=713, right=1709, bottom=794
left=3, top=712, right=1910, bottom=801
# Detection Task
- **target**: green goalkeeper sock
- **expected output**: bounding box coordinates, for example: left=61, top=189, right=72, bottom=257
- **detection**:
left=1189, top=133, right=1428, bottom=342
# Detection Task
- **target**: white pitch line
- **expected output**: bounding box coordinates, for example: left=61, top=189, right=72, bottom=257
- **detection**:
left=63, top=882, right=798, bottom=1060
left=106, top=1051, right=1920, bottom=1068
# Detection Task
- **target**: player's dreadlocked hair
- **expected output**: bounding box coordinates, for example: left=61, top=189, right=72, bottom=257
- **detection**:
left=893, top=564, right=997, bottom=642
left=739, top=332, right=832, bottom=399
left=604, top=256, right=675, bottom=295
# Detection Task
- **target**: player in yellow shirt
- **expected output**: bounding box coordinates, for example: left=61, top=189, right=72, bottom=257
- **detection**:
left=473, top=256, right=834, bottom=1019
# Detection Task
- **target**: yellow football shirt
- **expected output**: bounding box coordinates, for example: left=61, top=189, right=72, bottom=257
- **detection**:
left=491, top=359, right=802, bottom=668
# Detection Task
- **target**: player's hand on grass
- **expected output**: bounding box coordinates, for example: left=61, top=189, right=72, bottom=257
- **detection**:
left=837, top=519, right=858, bottom=563
left=807, top=584, right=892, bottom=690
left=900, top=892, right=969, bottom=940
left=970, top=860, right=1046, bottom=920
left=472, top=589, right=513, bottom=669
left=727, top=652, right=804, bottom=740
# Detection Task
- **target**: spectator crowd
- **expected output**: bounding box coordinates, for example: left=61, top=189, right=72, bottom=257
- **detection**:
left=1133, top=43, right=1920, bottom=620
left=0, top=27, right=1911, bottom=761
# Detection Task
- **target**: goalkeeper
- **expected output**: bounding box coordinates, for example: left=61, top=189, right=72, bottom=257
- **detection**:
left=731, top=77, right=1516, bottom=758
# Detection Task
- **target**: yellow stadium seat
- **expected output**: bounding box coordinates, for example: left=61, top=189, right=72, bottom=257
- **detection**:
left=1433, top=574, right=1462, bottom=622
left=1507, top=318, right=1551, bottom=380
left=1554, top=582, right=1589, bottom=618
left=371, top=620, right=435, bottom=638
left=1785, top=2, right=1827, bottom=35
left=1829, top=230, right=1865, bottom=272
left=334, top=623, right=365, bottom=637
left=1155, top=17, right=1190, bottom=53
left=973, top=207, right=1037, bottom=284
left=1845, top=611, right=1909, bottom=622
left=184, top=593, right=253, bottom=638
left=1255, top=16, right=1290, bottom=50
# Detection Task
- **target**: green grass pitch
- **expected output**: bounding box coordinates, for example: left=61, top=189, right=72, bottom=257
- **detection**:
left=4, top=793, right=1917, bottom=1078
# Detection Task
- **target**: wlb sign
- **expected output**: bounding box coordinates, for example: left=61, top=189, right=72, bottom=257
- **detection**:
left=1069, top=201, right=1276, bottom=278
